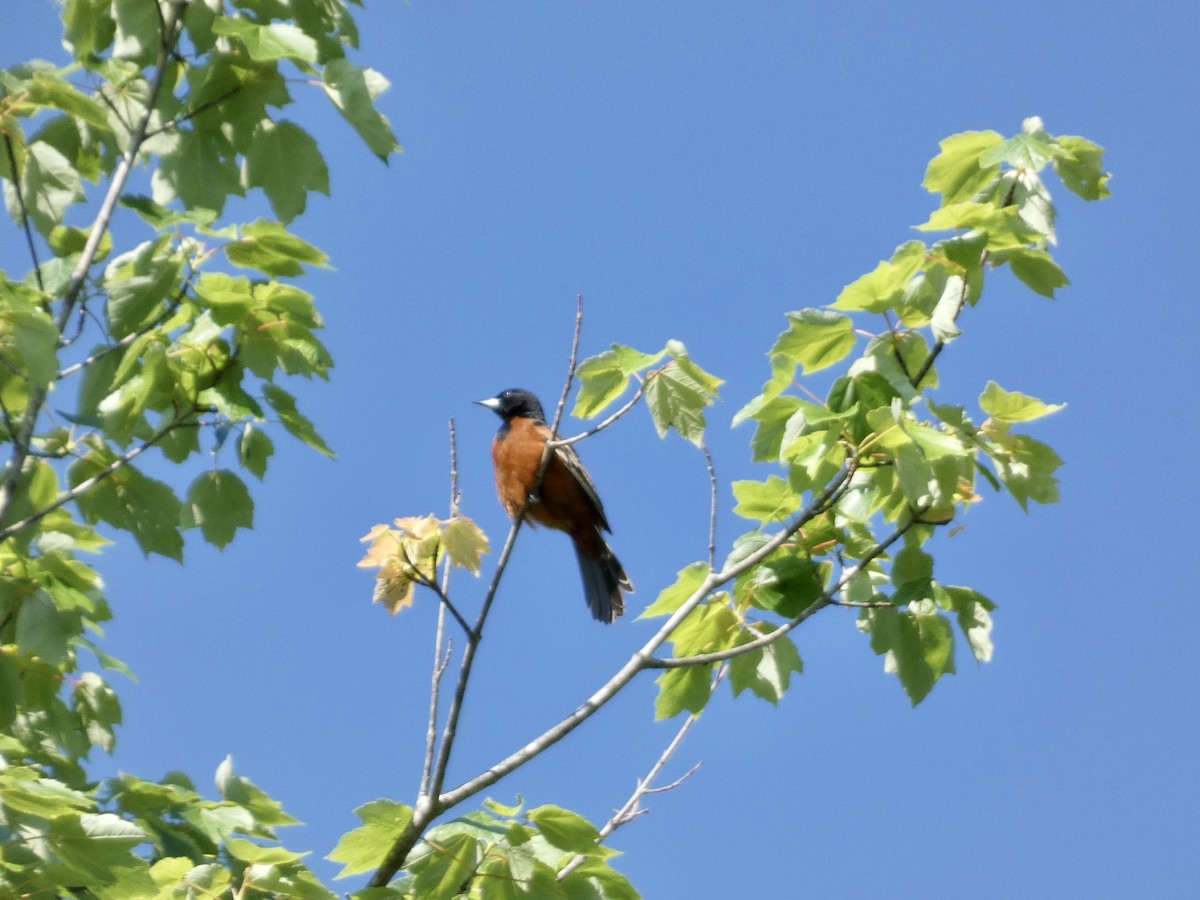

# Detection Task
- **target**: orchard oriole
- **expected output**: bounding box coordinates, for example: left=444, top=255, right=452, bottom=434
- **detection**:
left=476, top=388, right=631, bottom=623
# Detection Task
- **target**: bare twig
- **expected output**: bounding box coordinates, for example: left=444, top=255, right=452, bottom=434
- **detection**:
left=548, top=379, right=646, bottom=449
left=421, top=418, right=464, bottom=797
left=3, top=133, right=45, bottom=294
left=701, top=441, right=718, bottom=571
left=644, top=512, right=920, bottom=669
left=557, top=666, right=726, bottom=881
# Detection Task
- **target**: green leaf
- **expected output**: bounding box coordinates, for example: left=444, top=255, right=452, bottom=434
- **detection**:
left=929, top=271, right=965, bottom=343
left=833, top=242, right=925, bottom=313
left=104, top=237, right=183, bottom=339
left=153, top=128, right=242, bottom=214
left=654, top=664, right=713, bottom=720
left=559, top=857, right=641, bottom=900
left=195, top=272, right=256, bottom=326
left=747, top=556, right=825, bottom=618
left=865, top=605, right=956, bottom=705
left=644, top=358, right=719, bottom=446
left=63, top=0, right=117, bottom=58
left=112, top=0, right=159, bottom=64
left=1053, top=135, right=1111, bottom=201
left=987, top=428, right=1062, bottom=509
left=211, top=18, right=320, bottom=62
left=979, top=381, right=1064, bottom=423
left=729, top=630, right=803, bottom=704
left=73, top=672, right=122, bottom=752
left=328, top=800, right=414, bottom=878
left=731, top=475, right=800, bottom=523
left=225, top=220, right=329, bottom=277
left=119, top=194, right=219, bottom=229
left=321, top=59, right=402, bottom=161
left=215, top=755, right=299, bottom=827
left=892, top=544, right=933, bottom=585
left=574, top=352, right=628, bottom=418
left=69, top=452, right=183, bottom=560
left=923, top=130, right=1003, bottom=203
left=0, top=769, right=93, bottom=817
left=225, top=836, right=306, bottom=865
left=15, top=591, right=72, bottom=665
left=48, top=812, right=148, bottom=885
left=1005, top=168, right=1056, bottom=242
left=734, top=394, right=801, bottom=462
left=239, top=425, right=274, bottom=480
left=244, top=120, right=330, bottom=223
left=772, top=309, right=856, bottom=374
left=917, top=201, right=1015, bottom=235
left=573, top=345, right=663, bottom=418
left=262, top=384, right=334, bottom=457
left=49, top=224, right=112, bottom=262
left=409, top=831, right=480, bottom=899
left=639, top=562, right=708, bottom=619
left=979, top=126, right=1060, bottom=172
left=12, top=141, right=86, bottom=235
left=186, top=470, right=253, bottom=549
left=669, top=601, right=738, bottom=656
left=998, top=247, right=1070, bottom=298
left=527, top=805, right=601, bottom=854
left=26, top=74, right=111, bottom=131
left=942, top=585, right=995, bottom=663
left=3, top=305, right=60, bottom=388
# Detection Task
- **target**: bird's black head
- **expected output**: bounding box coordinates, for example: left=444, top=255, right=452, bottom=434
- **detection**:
left=475, top=388, right=547, bottom=424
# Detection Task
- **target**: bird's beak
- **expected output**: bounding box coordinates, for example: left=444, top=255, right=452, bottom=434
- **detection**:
left=475, top=397, right=502, bottom=411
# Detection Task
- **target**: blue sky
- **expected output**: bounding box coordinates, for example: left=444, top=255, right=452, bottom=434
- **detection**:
left=3, top=1, right=1198, bottom=896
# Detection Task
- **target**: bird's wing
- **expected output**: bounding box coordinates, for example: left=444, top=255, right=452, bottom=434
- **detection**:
left=551, top=438, right=612, bottom=533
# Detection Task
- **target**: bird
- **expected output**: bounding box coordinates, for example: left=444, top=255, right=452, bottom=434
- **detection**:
left=475, top=388, right=632, bottom=623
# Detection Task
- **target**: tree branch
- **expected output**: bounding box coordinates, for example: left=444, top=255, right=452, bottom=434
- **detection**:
left=643, top=512, right=920, bottom=669
left=0, top=0, right=188, bottom=531
left=3, top=133, right=45, bottom=294
left=0, top=412, right=194, bottom=543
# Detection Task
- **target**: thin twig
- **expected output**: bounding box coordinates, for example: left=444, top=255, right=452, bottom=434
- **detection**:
left=421, top=417, right=465, bottom=797
left=548, top=379, right=646, bottom=449
left=557, top=666, right=725, bottom=880
left=3, top=133, right=44, bottom=294
left=0, top=413, right=194, bottom=542
left=701, top=440, right=718, bottom=571
left=143, top=85, right=243, bottom=138
left=644, top=512, right=920, bottom=669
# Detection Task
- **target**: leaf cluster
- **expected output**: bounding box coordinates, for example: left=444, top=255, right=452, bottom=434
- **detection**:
left=625, top=117, right=1107, bottom=709
left=0, top=1, right=400, bottom=897
left=330, top=797, right=635, bottom=900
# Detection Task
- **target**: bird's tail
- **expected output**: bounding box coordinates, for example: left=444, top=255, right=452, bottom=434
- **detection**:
left=574, top=541, right=632, bottom=624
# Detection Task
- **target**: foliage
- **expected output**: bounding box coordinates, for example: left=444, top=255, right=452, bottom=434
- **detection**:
left=0, top=0, right=397, bottom=895
left=0, top=4, right=1109, bottom=897
left=357, top=116, right=1108, bottom=894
